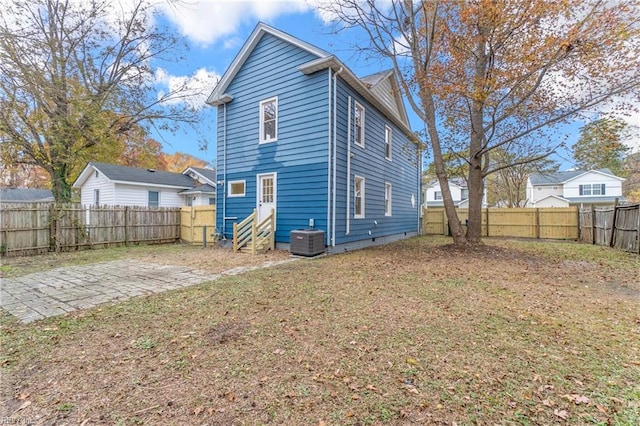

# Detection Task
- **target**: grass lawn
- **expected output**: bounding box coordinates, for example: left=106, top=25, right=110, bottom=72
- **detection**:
left=1, top=236, right=639, bottom=425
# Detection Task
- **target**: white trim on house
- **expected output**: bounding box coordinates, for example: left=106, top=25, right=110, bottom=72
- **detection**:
left=385, top=125, right=392, bottom=161
left=354, top=175, right=365, bottom=218
left=228, top=180, right=246, bottom=197
left=354, top=102, right=365, bottom=148
left=259, top=97, right=278, bottom=144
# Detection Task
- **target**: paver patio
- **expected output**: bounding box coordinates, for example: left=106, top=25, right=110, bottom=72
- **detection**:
left=0, top=258, right=295, bottom=323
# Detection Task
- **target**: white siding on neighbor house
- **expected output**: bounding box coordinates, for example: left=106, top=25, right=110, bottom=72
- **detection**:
left=563, top=173, right=623, bottom=198
left=114, top=184, right=184, bottom=207
left=528, top=183, right=563, bottom=204
left=80, top=171, right=115, bottom=206
left=535, top=197, right=569, bottom=208
left=424, top=183, right=464, bottom=203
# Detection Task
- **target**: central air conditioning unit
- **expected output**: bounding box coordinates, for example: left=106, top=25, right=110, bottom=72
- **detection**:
left=290, top=229, right=325, bottom=257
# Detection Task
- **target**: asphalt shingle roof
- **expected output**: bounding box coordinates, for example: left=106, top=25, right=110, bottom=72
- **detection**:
left=91, top=162, right=194, bottom=188
left=529, top=169, right=615, bottom=185
left=0, top=188, right=54, bottom=202
left=188, top=167, right=217, bottom=183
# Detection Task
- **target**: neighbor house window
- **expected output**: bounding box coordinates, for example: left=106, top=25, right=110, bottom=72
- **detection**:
left=228, top=180, right=246, bottom=197
left=385, top=182, right=392, bottom=216
left=208, top=197, right=216, bottom=205
left=385, top=125, right=392, bottom=160
left=354, top=102, right=365, bottom=148
left=461, top=189, right=468, bottom=200
left=186, top=196, right=193, bottom=206
left=434, top=191, right=442, bottom=200
left=259, top=97, right=278, bottom=143
left=354, top=175, right=365, bottom=218
left=94, top=189, right=100, bottom=206
left=579, top=184, right=606, bottom=196
left=148, top=191, right=159, bottom=207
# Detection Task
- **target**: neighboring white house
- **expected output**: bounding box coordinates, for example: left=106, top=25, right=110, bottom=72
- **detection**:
left=423, top=177, right=488, bottom=208
left=526, top=169, right=625, bottom=208
left=73, top=162, right=216, bottom=208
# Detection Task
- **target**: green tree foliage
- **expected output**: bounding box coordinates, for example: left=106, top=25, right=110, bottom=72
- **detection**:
left=572, top=118, right=630, bottom=176
left=0, top=0, right=204, bottom=201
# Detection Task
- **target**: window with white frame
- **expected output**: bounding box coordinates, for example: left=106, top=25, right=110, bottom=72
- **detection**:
left=259, top=97, right=278, bottom=143
left=434, top=191, right=442, bottom=200
left=384, top=182, right=392, bottom=216
left=94, top=189, right=100, bottom=206
left=228, top=180, right=246, bottom=197
left=148, top=191, right=159, bottom=207
left=579, top=183, right=606, bottom=196
left=354, top=175, right=365, bottom=218
left=354, top=102, right=365, bottom=148
left=385, top=125, right=392, bottom=160
left=208, top=197, right=216, bottom=205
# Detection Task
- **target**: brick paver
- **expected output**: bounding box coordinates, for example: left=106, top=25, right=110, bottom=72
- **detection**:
left=1, top=259, right=294, bottom=323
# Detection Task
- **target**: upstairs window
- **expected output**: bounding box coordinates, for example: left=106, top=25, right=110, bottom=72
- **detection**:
left=148, top=191, right=159, bottom=207
left=579, top=184, right=606, bottom=196
left=354, top=175, right=365, bottom=218
left=354, top=102, right=365, bottom=148
left=385, top=182, right=392, bottom=216
left=434, top=191, right=442, bottom=200
left=385, top=125, right=392, bottom=160
left=94, top=189, right=100, bottom=206
left=260, top=97, right=278, bottom=143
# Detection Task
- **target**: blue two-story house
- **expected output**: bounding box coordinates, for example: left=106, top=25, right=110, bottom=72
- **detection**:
left=207, top=23, right=421, bottom=253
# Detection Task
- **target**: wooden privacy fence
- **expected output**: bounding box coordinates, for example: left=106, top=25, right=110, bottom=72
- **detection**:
left=579, top=204, right=639, bottom=254
left=180, top=206, right=217, bottom=245
left=422, top=207, right=579, bottom=240
left=0, top=203, right=181, bottom=257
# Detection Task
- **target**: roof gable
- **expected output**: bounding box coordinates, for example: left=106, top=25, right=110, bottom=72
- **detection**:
left=360, top=70, right=410, bottom=127
left=207, top=22, right=329, bottom=105
left=183, top=167, right=217, bottom=186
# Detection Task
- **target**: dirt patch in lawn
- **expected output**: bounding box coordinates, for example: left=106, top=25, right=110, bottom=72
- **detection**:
left=1, top=237, right=639, bottom=425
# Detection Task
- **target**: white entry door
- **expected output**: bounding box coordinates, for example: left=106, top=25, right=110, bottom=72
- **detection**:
left=257, top=173, right=276, bottom=223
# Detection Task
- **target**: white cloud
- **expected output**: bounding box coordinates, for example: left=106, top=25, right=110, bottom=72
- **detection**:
left=159, top=0, right=314, bottom=46
left=155, top=67, right=221, bottom=110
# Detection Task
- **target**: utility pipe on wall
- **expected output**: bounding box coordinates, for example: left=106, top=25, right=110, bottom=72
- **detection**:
left=326, top=69, right=332, bottom=247
left=346, top=95, right=352, bottom=235
left=332, top=67, right=343, bottom=247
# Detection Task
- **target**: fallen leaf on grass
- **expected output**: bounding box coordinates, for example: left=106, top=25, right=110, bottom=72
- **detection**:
left=562, top=394, right=589, bottom=405
left=14, top=400, right=31, bottom=412
left=542, top=399, right=554, bottom=407
left=193, top=406, right=204, bottom=415
left=554, top=409, right=569, bottom=420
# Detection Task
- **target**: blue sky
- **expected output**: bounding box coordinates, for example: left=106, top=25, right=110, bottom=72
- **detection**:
left=151, top=0, right=638, bottom=170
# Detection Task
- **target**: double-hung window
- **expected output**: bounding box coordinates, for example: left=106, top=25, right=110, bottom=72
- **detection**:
left=385, top=125, right=392, bottom=160
left=354, top=175, right=365, bottom=218
left=148, top=191, right=159, bottom=207
left=434, top=191, right=442, bottom=200
left=354, top=102, right=365, bottom=148
left=579, top=184, right=606, bottom=196
left=94, top=189, right=100, bottom=206
left=384, top=182, right=392, bottom=216
left=260, top=97, right=278, bottom=143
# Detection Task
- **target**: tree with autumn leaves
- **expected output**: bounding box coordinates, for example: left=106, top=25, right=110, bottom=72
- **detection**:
left=326, top=0, right=640, bottom=245
left=0, top=0, right=208, bottom=202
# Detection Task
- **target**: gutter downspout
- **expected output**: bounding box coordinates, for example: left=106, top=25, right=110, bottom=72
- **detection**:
left=346, top=95, right=352, bottom=235
left=326, top=69, right=332, bottom=247
left=332, top=67, right=343, bottom=247
left=222, top=102, right=227, bottom=237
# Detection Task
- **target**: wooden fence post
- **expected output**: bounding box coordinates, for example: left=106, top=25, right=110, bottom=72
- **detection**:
left=124, top=206, right=129, bottom=246
left=535, top=208, right=540, bottom=239
left=590, top=205, right=595, bottom=245
left=485, top=208, right=489, bottom=237
left=608, top=199, right=619, bottom=248
left=49, top=203, right=56, bottom=252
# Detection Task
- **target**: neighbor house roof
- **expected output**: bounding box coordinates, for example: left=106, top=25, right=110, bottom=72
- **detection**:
left=206, top=22, right=416, bottom=143
left=179, top=184, right=216, bottom=195
left=0, top=188, right=54, bottom=203
left=529, top=169, right=621, bottom=185
left=183, top=166, right=217, bottom=185
left=73, top=162, right=194, bottom=189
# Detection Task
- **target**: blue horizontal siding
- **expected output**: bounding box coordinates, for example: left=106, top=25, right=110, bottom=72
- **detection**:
left=216, top=33, right=330, bottom=242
